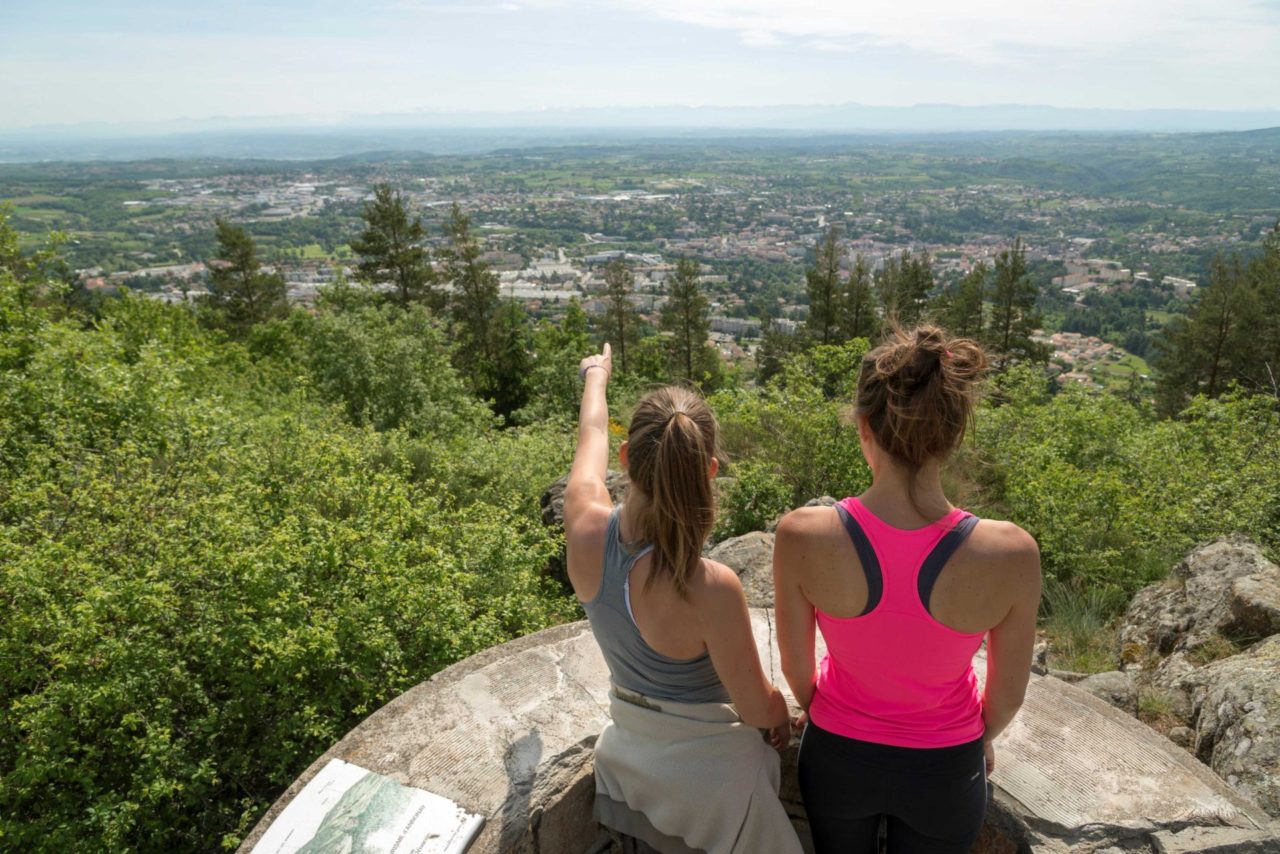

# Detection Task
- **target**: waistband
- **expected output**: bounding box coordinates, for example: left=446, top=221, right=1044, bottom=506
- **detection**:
left=611, top=684, right=744, bottom=724
left=802, top=719, right=984, bottom=773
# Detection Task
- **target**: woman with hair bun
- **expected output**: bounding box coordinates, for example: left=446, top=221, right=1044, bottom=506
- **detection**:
left=774, top=325, right=1042, bottom=854
left=565, top=344, right=801, bottom=854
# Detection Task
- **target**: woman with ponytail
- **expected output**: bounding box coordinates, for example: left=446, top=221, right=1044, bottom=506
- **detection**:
left=565, top=344, right=801, bottom=854
left=774, top=325, right=1042, bottom=854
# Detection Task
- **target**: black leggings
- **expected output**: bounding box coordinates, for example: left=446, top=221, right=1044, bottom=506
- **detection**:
left=797, top=721, right=988, bottom=854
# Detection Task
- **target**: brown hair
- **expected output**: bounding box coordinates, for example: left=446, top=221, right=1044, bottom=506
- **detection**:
left=625, top=386, right=720, bottom=598
left=855, top=324, right=987, bottom=507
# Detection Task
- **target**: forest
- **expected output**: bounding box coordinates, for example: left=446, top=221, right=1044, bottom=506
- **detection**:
left=1, top=199, right=1278, bottom=851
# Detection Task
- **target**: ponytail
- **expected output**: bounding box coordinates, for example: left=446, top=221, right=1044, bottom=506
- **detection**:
left=626, top=387, right=719, bottom=598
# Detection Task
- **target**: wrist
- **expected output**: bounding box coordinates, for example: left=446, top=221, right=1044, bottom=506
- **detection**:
left=580, top=364, right=610, bottom=380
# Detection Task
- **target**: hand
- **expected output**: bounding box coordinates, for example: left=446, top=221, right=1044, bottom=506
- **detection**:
left=983, top=739, right=996, bottom=776
left=791, top=710, right=809, bottom=737
left=767, top=720, right=790, bottom=752
left=579, top=343, right=612, bottom=381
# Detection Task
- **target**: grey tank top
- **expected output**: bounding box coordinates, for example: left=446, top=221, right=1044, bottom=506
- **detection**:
left=581, top=506, right=731, bottom=704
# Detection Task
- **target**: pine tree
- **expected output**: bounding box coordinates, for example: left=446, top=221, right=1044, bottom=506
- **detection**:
left=877, top=249, right=932, bottom=327
left=440, top=203, right=500, bottom=382
left=839, top=253, right=879, bottom=341
left=757, top=325, right=802, bottom=384
left=661, top=257, right=713, bottom=383
left=1254, top=225, right=1280, bottom=392
left=600, top=258, right=641, bottom=374
left=875, top=253, right=902, bottom=323
left=945, top=262, right=987, bottom=338
left=1155, top=253, right=1259, bottom=413
left=204, top=219, right=287, bottom=334
left=805, top=227, right=842, bottom=344
left=349, top=184, right=438, bottom=310
left=985, top=239, right=1045, bottom=369
left=899, top=249, right=934, bottom=326
left=489, top=299, right=531, bottom=420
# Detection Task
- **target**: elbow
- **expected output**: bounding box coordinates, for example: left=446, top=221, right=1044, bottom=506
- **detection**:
left=781, top=661, right=812, bottom=691
left=983, top=691, right=1026, bottom=724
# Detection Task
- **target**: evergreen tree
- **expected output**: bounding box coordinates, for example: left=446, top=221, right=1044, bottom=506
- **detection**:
left=876, top=253, right=903, bottom=323
left=440, top=203, right=501, bottom=385
left=1155, top=253, right=1259, bottom=413
left=204, top=219, right=286, bottom=335
left=756, top=325, right=803, bottom=384
left=489, top=299, right=532, bottom=420
left=660, top=257, right=713, bottom=384
left=1254, top=225, right=1280, bottom=392
left=349, top=184, right=438, bottom=310
left=805, top=227, right=842, bottom=344
left=944, top=262, right=987, bottom=338
left=899, top=249, right=934, bottom=326
left=839, top=253, right=879, bottom=341
left=985, top=239, right=1045, bottom=369
left=877, top=249, right=932, bottom=326
left=599, top=258, right=641, bottom=374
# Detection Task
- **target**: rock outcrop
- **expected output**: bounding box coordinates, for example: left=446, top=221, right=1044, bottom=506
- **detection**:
left=706, top=531, right=775, bottom=607
left=241, top=616, right=1278, bottom=854
left=1076, top=670, right=1138, bottom=715
left=1120, top=537, right=1278, bottom=664
left=1186, top=636, right=1280, bottom=818
left=1120, top=537, right=1280, bottom=820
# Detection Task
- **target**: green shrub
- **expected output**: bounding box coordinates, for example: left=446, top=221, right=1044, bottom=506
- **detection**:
left=711, top=340, right=872, bottom=506
left=715, top=460, right=794, bottom=541
left=0, top=286, right=577, bottom=851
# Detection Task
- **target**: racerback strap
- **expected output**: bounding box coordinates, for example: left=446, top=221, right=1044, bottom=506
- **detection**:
left=917, top=514, right=980, bottom=616
left=834, top=503, right=883, bottom=617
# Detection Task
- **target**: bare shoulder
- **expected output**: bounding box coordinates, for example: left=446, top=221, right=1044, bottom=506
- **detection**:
left=776, top=505, right=839, bottom=539
left=695, top=558, right=747, bottom=598
left=687, top=558, right=749, bottom=621
left=970, top=519, right=1041, bottom=585
left=774, top=506, right=845, bottom=581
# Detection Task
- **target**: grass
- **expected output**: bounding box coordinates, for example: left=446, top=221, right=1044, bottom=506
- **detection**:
left=1186, top=634, right=1242, bottom=666
left=1041, top=578, right=1124, bottom=673
left=1136, top=687, right=1190, bottom=734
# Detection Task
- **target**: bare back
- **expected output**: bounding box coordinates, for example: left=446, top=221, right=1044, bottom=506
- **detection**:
left=780, top=504, right=1032, bottom=635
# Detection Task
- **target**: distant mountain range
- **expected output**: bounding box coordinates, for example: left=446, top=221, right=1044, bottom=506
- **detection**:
left=2, top=103, right=1278, bottom=162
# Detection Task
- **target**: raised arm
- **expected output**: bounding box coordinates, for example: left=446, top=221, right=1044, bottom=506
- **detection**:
left=564, top=344, right=615, bottom=602
left=565, top=343, right=613, bottom=527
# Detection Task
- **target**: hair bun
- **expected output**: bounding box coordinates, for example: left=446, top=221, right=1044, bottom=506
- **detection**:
left=856, top=323, right=988, bottom=468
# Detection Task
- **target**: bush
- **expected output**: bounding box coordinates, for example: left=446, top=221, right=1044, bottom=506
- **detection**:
left=714, top=460, right=793, bottom=541
left=711, top=340, right=872, bottom=506
left=0, top=287, right=577, bottom=851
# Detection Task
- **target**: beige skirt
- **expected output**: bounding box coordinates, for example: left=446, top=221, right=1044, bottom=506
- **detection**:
left=593, top=687, right=803, bottom=854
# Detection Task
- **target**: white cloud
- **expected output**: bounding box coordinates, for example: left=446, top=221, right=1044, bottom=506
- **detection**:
left=608, top=0, right=1279, bottom=69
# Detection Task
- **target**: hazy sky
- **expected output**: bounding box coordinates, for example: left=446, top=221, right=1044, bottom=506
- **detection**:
left=3, top=0, right=1279, bottom=129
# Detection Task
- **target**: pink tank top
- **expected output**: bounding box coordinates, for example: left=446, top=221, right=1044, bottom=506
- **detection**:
left=808, top=496, right=986, bottom=748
